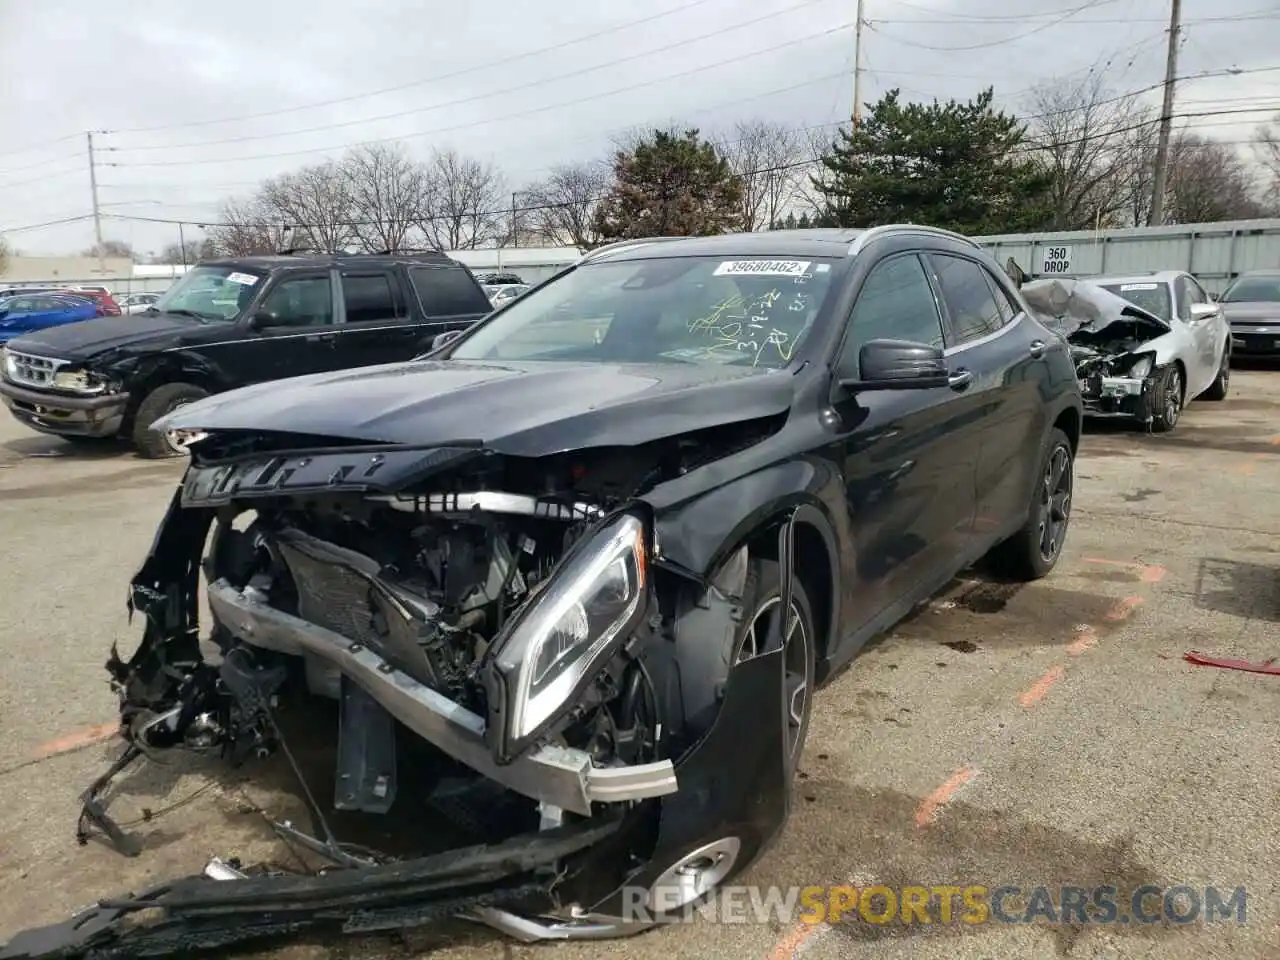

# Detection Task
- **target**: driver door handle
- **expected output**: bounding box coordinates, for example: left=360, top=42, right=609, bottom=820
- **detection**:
left=948, top=369, right=973, bottom=390
left=1029, top=339, right=1046, bottom=358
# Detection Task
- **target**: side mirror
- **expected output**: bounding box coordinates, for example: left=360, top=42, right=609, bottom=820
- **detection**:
left=1189, top=302, right=1219, bottom=322
left=431, top=329, right=463, bottom=351
left=246, top=309, right=275, bottom=331
left=837, top=338, right=949, bottom=391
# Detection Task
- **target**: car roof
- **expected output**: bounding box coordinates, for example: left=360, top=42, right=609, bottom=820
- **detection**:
left=581, top=225, right=984, bottom=264
left=198, top=251, right=458, bottom=271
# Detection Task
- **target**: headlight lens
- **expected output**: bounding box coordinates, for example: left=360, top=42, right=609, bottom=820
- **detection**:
left=1125, top=353, right=1155, bottom=379
left=51, top=369, right=108, bottom=393
left=491, top=512, right=647, bottom=750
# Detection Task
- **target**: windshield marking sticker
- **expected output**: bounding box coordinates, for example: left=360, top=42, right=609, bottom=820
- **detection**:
left=713, top=260, right=812, bottom=278
left=226, top=272, right=259, bottom=286
left=1119, top=283, right=1159, bottom=291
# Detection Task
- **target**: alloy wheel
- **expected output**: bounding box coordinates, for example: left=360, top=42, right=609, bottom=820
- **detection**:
left=1164, top=368, right=1182, bottom=427
left=1038, top=444, right=1072, bottom=563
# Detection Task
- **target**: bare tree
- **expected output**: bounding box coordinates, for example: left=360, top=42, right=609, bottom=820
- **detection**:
left=156, top=239, right=218, bottom=264
left=1163, top=133, right=1266, bottom=223
left=260, top=160, right=357, bottom=253
left=81, top=239, right=136, bottom=260
left=719, top=119, right=805, bottom=230
left=792, top=125, right=840, bottom=221
left=0, top=235, right=9, bottom=275
left=1254, top=116, right=1280, bottom=210
left=342, top=143, right=430, bottom=252
left=206, top=195, right=293, bottom=256
left=418, top=148, right=506, bottom=250
left=523, top=162, right=610, bottom=248
left=1113, top=113, right=1161, bottom=227
left=1024, top=74, right=1139, bottom=229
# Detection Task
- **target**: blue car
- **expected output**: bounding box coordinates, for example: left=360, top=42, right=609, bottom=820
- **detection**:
left=0, top=293, right=99, bottom=344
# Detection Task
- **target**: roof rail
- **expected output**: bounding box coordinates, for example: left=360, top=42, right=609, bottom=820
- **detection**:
left=848, top=223, right=980, bottom=256
left=579, top=236, right=687, bottom=264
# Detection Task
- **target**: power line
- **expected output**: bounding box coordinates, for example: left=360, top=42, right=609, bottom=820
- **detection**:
left=0, top=167, right=84, bottom=192
left=878, top=12, right=1275, bottom=25
left=105, top=0, right=837, bottom=154
left=102, top=21, right=856, bottom=169
left=866, top=0, right=1116, bottom=53
left=879, top=0, right=1128, bottom=21
left=0, top=214, right=95, bottom=235
left=0, top=132, right=85, bottom=162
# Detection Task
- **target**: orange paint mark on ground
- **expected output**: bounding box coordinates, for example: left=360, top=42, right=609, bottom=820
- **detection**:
left=1067, top=626, right=1100, bottom=656
left=914, top=766, right=977, bottom=827
left=770, top=920, right=823, bottom=959
left=1139, top=565, right=1167, bottom=584
left=34, top=722, right=117, bottom=759
left=1104, top=596, right=1144, bottom=622
left=1018, top=665, right=1066, bottom=707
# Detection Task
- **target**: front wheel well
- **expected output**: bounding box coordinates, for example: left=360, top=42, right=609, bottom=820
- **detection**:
left=122, top=366, right=218, bottom=431
left=1052, top=406, right=1081, bottom=457
left=745, top=517, right=835, bottom=666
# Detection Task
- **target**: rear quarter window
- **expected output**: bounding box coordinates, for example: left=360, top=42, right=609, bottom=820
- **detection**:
left=409, top=266, right=491, bottom=317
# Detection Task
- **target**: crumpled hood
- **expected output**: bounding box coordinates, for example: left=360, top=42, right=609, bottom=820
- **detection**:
left=4, top=312, right=202, bottom=362
left=156, top=358, right=795, bottom=456
left=1021, top=278, right=1171, bottom=339
left=1222, top=301, right=1280, bottom=323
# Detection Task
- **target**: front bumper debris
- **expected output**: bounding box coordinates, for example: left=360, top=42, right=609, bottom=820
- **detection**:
left=0, top=379, right=128, bottom=438
left=208, top=578, right=679, bottom=817
left=0, top=820, right=620, bottom=960
left=1080, top=373, right=1156, bottom=421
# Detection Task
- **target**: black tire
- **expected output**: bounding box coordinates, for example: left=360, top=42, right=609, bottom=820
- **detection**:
left=1201, top=349, right=1230, bottom=401
left=131, top=382, right=209, bottom=459
left=1150, top=364, right=1183, bottom=433
left=731, top=559, right=817, bottom=778
left=986, top=427, right=1074, bottom=581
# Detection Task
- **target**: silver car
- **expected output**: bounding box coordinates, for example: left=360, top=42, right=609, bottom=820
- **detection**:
left=1021, top=270, right=1230, bottom=432
left=1218, top=269, right=1280, bottom=358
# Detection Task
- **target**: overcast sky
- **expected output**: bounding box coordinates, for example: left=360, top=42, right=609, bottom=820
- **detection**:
left=1, top=0, right=1276, bottom=257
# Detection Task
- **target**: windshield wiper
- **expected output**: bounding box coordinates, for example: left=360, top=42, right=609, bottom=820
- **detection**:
left=163, top=308, right=211, bottom=323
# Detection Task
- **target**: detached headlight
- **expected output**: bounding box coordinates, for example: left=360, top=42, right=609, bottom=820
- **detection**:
left=1124, top=353, right=1155, bottom=379
left=487, top=511, right=648, bottom=761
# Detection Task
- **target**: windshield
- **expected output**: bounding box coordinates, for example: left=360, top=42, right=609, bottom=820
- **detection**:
left=152, top=265, right=265, bottom=321
left=449, top=255, right=839, bottom=369
left=1096, top=281, right=1172, bottom=323
left=1221, top=275, right=1280, bottom=303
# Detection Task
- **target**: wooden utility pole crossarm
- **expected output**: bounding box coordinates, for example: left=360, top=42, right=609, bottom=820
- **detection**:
left=1147, top=0, right=1182, bottom=226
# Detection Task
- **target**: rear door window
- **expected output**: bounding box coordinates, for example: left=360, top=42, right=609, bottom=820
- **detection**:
left=409, top=266, right=492, bottom=317
left=341, top=272, right=403, bottom=324
left=925, top=253, right=1007, bottom=346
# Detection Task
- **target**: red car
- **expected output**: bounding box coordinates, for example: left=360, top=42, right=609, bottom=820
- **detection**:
left=57, top=287, right=121, bottom=316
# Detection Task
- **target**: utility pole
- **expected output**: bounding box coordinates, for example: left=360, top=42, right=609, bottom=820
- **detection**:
left=86, top=131, right=105, bottom=273
left=852, top=0, right=866, bottom=128
left=1147, top=0, right=1181, bottom=226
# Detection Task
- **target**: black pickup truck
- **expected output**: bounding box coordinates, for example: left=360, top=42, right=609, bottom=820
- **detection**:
left=0, top=251, right=493, bottom=457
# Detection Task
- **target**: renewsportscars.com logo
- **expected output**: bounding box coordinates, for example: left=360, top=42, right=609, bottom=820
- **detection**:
left=619, top=884, right=1248, bottom=926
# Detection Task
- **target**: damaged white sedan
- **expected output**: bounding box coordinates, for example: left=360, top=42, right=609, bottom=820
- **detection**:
left=1020, top=273, right=1231, bottom=432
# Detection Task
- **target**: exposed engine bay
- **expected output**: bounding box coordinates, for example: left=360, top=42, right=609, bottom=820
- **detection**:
left=1020, top=278, right=1172, bottom=421
left=16, top=415, right=794, bottom=959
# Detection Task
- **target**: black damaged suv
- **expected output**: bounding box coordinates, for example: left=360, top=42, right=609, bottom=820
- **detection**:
left=0, top=251, right=492, bottom=457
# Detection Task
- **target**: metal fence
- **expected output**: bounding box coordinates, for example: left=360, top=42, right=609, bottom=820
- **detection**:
left=972, top=218, right=1280, bottom=294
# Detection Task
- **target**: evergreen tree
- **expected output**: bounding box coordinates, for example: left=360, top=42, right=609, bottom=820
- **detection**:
left=594, top=129, right=743, bottom=240
left=813, top=88, right=1053, bottom=234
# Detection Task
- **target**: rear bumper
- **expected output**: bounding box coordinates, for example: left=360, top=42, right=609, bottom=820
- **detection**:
left=0, top=379, right=128, bottom=438
left=208, top=578, right=678, bottom=817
